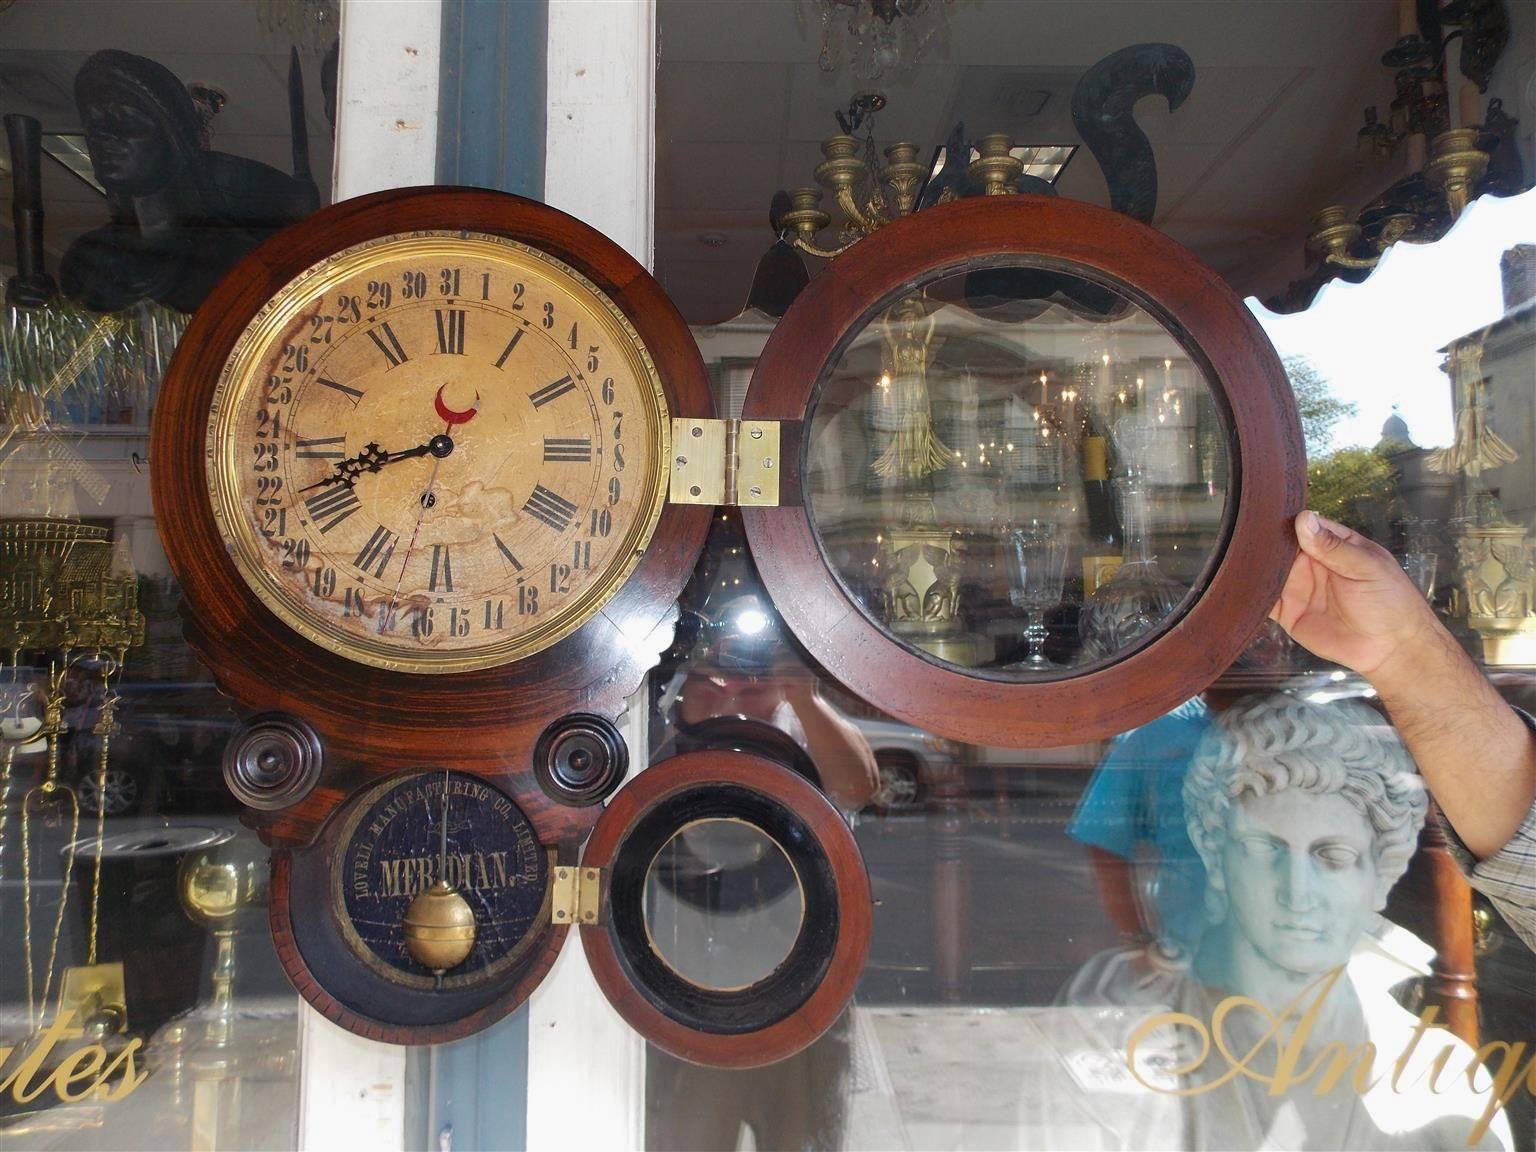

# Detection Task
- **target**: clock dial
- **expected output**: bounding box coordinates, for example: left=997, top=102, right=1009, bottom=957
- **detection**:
left=208, top=232, right=670, bottom=673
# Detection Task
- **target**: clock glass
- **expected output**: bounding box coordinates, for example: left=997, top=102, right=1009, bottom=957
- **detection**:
left=804, top=263, right=1233, bottom=677
left=208, top=231, right=669, bottom=673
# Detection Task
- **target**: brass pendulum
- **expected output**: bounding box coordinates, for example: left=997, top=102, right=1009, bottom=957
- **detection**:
left=403, top=772, right=475, bottom=982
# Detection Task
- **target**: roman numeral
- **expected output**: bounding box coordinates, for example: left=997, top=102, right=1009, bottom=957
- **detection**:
left=318, top=377, right=364, bottom=404
left=492, top=533, right=524, bottom=572
left=367, top=322, right=409, bottom=369
left=542, top=436, right=592, bottom=462
left=303, top=484, right=360, bottom=533
left=493, top=329, right=523, bottom=369
left=429, top=544, right=453, bottom=592
left=434, top=308, right=466, bottom=355
left=354, top=524, right=398, bottom=578
left=523, top=485, right=577, bottom=532
left=295, top=436, right=346, bottom=459
left=528, top=375, right=575, bottom=408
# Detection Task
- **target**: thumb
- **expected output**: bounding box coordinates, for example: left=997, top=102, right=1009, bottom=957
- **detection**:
left=1294, top=511, right=1389, bottom=581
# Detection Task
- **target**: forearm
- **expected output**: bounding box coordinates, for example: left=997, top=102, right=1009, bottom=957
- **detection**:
left=1370, top=622, right=1536, bottom=859
left=782, top=684, right=878, bottom=806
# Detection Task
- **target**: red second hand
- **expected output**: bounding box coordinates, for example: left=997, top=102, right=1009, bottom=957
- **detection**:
left=381, top=387, right=480, bottom=632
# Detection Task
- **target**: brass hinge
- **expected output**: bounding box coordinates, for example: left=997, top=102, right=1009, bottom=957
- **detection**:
left=669, top=418, right=780, bottom=507
left=550, top=865, right=602, bottom=926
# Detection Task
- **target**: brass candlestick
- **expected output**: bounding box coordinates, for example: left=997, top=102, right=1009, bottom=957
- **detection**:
left=1426, top=127, right=1490, bottom=220
left=178, top=834, right=267, bottom=1151
left=1307, top=206, right=1382, bottom=270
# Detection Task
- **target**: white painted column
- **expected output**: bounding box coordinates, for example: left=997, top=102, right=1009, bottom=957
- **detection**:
left=528, top=20, right=658, bottom=1145
left=297, top=2, right=443, bottom=1148
left=333, top=0, right=443, bottom=201
left=542, top=0, right=657, bottom=263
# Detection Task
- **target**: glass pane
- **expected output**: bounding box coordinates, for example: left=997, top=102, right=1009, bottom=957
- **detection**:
left=642, top=818, right=804, bottom=990
left=0, top=7, right=337, bottom=1143
left=806, top=269, right=1230, bottom=675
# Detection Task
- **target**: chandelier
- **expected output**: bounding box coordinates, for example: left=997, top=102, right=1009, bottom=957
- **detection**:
left=805, top=0, right=956, bottom=80
left=1301, top=0, right=1521, bottom=284
left=778, top=93, right=1074, bottom=261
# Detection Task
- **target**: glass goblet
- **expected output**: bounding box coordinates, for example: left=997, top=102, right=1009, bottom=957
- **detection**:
left=1007, top=524, right=1068, bottom=669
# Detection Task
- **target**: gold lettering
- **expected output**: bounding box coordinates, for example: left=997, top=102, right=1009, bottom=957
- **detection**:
left=1122, top=966, right=1532, bottom=1149
left=98, top=1041, right=148, bottom=1100
left=1310, top=1040, right=1380, bottom=1096
left=0, top=1011, right=146, bottom=1106
left=1125, top=1010, right=1220, bottom=1096
left=52, top=1044, right=106, bottom=1102
left=1428, top=1041, right=1460, bottom=1095
left=1469, top=1041, right=1536, bottom=1143
left=3, top=1012, right=78, bottom=1103
left=1392, top=1006, right=1442, bottom=1091
left=492, top=852, right=509, bottom=888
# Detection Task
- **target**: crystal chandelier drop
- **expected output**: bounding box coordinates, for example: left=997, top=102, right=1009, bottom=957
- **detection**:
left=808, top=0, right=956, bottom=81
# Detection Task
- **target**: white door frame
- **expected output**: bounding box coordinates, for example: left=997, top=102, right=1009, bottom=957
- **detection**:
left=529, top=12, right=658, bottom=1148
left=298, top=3, right=443, bottom=1148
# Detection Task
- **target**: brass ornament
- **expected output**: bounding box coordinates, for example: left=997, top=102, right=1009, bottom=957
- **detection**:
left=1426, top=127, right=1491, bottom=220
left=402, top=880, right=477, bottom=974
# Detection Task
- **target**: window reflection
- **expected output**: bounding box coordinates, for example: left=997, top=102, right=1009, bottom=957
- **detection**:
left=806, top=268, right=1231, bottom=676
left=1, top=21, right=331, bottom=1146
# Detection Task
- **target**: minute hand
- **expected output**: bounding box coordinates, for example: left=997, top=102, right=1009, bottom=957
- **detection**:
left=297, top=433, right=455, bottom=492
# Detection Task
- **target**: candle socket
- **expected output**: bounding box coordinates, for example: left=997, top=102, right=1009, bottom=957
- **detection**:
left=1427, top=128, right=1489, bottom=220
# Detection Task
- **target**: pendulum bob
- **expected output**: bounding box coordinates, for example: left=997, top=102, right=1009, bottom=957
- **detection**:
left=402, top=881, right=477, bottom=975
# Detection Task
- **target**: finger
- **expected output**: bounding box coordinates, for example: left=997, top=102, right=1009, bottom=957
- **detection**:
left=1294, top=511, right=1396, bottom=582
left=1270, top=552, right=1316, bottom=629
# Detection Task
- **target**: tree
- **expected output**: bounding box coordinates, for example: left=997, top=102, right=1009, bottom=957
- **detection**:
left=1285, top=356, right=1393, bottom=533
left=1284, top=355, right=1354, bottom=459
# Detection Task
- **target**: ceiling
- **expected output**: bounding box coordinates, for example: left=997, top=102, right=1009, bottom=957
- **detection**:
left=653, top=0, right=1412, bottom=323
left=0, top=1, right=1524, bottom=327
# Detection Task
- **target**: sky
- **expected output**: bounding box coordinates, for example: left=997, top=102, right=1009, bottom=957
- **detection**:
left=1249, top=186, right=1536, bottom=455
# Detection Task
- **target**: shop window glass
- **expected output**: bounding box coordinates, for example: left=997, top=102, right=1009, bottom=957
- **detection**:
left=651, top=2, right=1536, bottom=1149
left=1, top=4, right=337, bottom=1144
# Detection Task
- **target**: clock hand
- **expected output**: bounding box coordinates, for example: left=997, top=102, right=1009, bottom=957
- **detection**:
left=297, top=434, right=455, bottom=493
left=381, top=419, right=454, bottom=631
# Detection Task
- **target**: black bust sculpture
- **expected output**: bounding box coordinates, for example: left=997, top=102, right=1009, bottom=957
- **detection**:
left=61, top=49, right=320, bottom=314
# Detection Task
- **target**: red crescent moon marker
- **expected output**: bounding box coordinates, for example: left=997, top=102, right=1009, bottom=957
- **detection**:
left=434, top=385, right=480, bottom=426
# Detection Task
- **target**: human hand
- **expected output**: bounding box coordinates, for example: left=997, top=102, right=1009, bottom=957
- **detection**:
left=1269, top=511, right=1442, bottom=683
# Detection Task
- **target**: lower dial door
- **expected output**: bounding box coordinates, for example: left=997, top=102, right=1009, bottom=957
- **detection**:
left=277, top=769, right=561, bottom=1041
left=579, top=751, right=871, bottom=1068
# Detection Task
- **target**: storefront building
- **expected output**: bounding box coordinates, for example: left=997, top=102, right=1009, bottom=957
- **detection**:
left=0, top=0, right=1533, bottom=1148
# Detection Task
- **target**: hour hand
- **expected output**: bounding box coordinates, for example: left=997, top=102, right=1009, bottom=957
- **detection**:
left=298, top=435, right=454, bottom=492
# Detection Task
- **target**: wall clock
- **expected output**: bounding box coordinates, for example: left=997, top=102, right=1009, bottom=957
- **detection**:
left=151, top=188, right=869, bottom=1056
left=153, top=186, right=1303, bottom=1051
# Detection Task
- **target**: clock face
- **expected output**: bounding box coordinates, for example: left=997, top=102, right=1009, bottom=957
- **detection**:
left=207, top=231, right=670, bottom=673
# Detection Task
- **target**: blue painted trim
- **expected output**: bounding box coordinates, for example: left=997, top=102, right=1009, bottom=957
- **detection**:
left=438, top=0, right=547, bottom=199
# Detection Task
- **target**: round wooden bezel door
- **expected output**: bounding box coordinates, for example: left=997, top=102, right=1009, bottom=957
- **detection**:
left=741, top=195, right=1305, bottom=748
left=579, top=751, right=871, bottom=1068
left=272, top=766, right=566, bottom=1044
left=150, top=187, right=712, bottom=760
